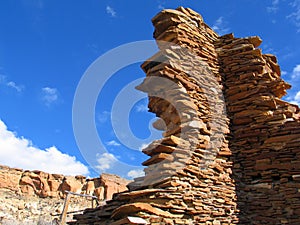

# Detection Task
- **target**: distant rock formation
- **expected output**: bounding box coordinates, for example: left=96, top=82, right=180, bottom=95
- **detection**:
left=0, top=165, right=130, bottom=224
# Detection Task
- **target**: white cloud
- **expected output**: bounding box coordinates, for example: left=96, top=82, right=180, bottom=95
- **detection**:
left=106, top=6, right=116, bottom=17
left=139, top=142, right=150, bottom=151
left=0, top=119, right=89, bottom=176
left=212, top=17, right=230, bottom=35
left=135, top=102, right=148, bottom=112
left=42, top=87, right=59, bottom=106
left=294, top=91, right=300, bottom=101
left=97, top=111, right=110, bottom=123
left=267, top=0, right=280, bottom=13
left=287, top=0, right=300, bottom=32
left=291, top=64, right=300, bottom=79
left=261, top=44, right=278, bottom=55
left=7, top=81, right=24, bottom=92
left=127, top=169, right=145, bottom=179
left=290, top=91, right=300, bottom=105
left=0, top=75, right=24, bottom=93
left=284, top=64, right=300, bottom=106
left=95, top=152, right=117, bottom=171
left=106, top=140, right=121, bottom=146
left=282, top=52, right=294, bottom=60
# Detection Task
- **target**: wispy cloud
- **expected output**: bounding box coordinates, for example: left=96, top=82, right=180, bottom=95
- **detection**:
left=135, top=102, right=148, bottom=112
left=287, top=0, right=300, bottom=32
left=0, top=75, right=25, bottom=93
left=261, top=43, right=278, bottom=55
left=106, top=140, right=121, bottom=147
left=95, top=152, right=117, bottom=171
left=291, top=64, right=300, bottom=79
left=285, top=64, right=300, bottom=106
left=22, top=0, right=44, bottom=10
left=106, top=5, right=116, bottom=17
left=139, top=142, right=150, bottom=151
left=158, top=4, right=165, bottom=10
left=97, top=111, right=110, bottom=123
left=212, top=17, right=230, bottom=35
left=7, top=81, right=24, bottom=92
left=157, top=0, right=165, bottom=10
left=42, top=87, right=59, bottom=106
left=127, top=169, right=145, bottom=179
left=0, top=119, right=89, bottom=176
left=290, top=91, right=300, bottom=105
left=87, top=43, right=100, bottom=55
left=267, top=0, right=280, bottom=13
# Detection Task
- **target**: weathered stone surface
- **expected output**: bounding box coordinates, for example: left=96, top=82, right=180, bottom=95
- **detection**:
left=100, top=173, right=130, bottom=200
left=0, top=165, right=23, bottom=191
left=61, top=176, right=84, bottom=194
left=216, top=20, right=300, bottom=225
left=111, top=203, right=182, bottom=219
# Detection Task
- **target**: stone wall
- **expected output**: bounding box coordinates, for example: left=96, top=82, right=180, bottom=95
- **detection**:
left=70, top=7, right=300, bottom=225
left=216, top=33, right=300, bottom=224
left=0, top=165, right=129, bottom=224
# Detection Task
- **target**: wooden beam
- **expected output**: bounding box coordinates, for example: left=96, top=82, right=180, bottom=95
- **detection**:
left=60, top=193, right=71, bottom=225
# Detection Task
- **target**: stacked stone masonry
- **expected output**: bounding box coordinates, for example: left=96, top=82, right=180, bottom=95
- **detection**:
left=70, top=7, right=300, bottom=225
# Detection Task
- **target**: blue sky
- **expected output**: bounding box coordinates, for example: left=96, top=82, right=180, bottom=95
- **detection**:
left=0, top=0, right=299, bottom=179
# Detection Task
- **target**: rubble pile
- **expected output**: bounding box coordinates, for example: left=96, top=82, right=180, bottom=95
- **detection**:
left=70, top=7, right=300, bottom=225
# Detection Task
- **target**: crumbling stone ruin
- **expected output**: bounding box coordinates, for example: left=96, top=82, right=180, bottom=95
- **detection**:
left=0, top=165, right=129, bottom=224
left=70, top=7, right=300, bottom=225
